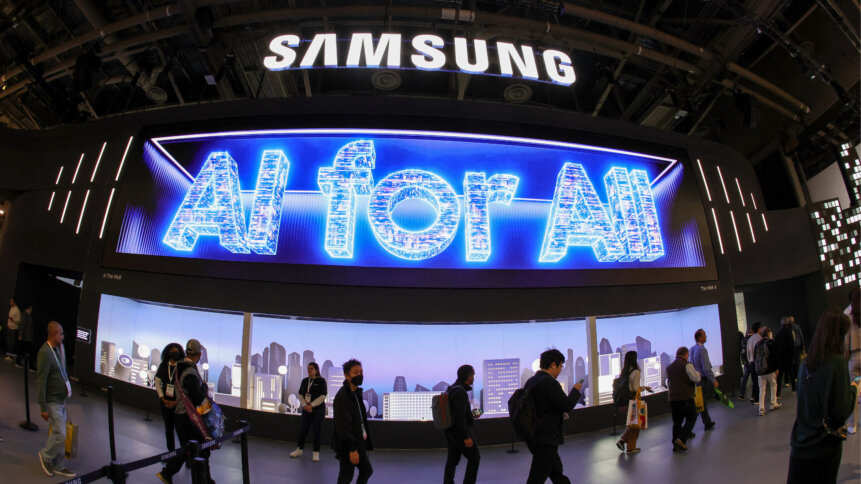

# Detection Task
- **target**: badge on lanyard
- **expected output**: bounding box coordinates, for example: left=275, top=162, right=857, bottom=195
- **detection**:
left=166, top=384, right=175, bottom=398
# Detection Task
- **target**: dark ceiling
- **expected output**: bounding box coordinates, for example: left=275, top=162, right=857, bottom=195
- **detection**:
left=0, top=0, right=858, bottom=180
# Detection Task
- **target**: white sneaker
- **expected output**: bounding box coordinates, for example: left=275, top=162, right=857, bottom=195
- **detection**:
left=848, top=427, right=857, bottom=435
left=771, top=402, right=782, bottom=410
left=312, top=451, right=320, bottom=462
left=289, top=448, right=303, bottom=458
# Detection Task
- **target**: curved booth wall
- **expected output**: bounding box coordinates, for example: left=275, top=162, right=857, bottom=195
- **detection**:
left=0, top=96, right=817, bottom=447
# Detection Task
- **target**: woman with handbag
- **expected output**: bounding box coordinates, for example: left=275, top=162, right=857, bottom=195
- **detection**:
left=615, top=351, right=653, bottom=454
left=157, top=339, right=215, bottom=484
left=154, top=343, right=184, bottom=451
left=788, top=308, right=860, bottom=484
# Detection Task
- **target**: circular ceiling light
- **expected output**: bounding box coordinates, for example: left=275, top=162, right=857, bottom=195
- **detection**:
left=504, top=83, right=532, bottom=103
left=371, top=70, right=402, bottom=91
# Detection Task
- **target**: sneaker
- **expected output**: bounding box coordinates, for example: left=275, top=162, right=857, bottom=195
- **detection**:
left=626, top=447, right=641, bottom=454
left=289, top=448, right=303, bottom=458
left=14, top=363, right=22, bottom=369
left=312, top=451, right=320, bottom=462
left=688, top=432, right=696, bottom=439
left=737, top=395, right=746, bottom=401
left=771, top=403, right=782, bottom=410
left=673, top=438, right=687, bottom=451
left=704, top=422, right=716, bottom=431
left=759, top=408, right=765, bottom=416
left=54, top=468, right=76, bottom=478
left=616, top=439, right=625, bottom=451
left=38, top=452, right=54, bottom=476
left=156, top=470, right=173, bottom=484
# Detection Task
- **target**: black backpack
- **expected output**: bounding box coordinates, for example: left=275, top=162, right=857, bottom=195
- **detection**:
left=754, top=339, right=771, bottom=375
left=508, top=384, right=539, bottom=442
left=612, top=369, right=633, bottom=406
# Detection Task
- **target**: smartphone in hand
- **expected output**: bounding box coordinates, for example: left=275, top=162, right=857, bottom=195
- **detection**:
left=472, top=408, right=484, bottom=418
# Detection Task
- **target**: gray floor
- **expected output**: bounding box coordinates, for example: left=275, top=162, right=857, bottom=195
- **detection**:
left=1, top=358, right=858, bottom=484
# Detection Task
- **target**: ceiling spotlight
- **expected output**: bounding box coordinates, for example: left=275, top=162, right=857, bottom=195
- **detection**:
left=0, top=82, right=6, bottom=91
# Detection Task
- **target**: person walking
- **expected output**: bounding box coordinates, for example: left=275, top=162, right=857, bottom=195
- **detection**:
left=290, top=362, right=328, bottom=461
left=788, top=308, right=860, bottom=484
left=845, top=287, right=860, bottom=434
left=157, top=339, right=214, bottom=484
left=690, top=329, right=717, bottom=430
left=154, top=343, right=184, bottom=451
left=667, top=346, right=700, bottom=452
left=739, top=322, right=761, bottom=401
left=333, top=359, right=373, bottom=484
left=443, top=364, right=480, bottom=484
left=17, top=304, right=35, bottom=370
left=775, top=317, right=796, bottom=398
left=754, top=326, right=781, bottom=416
left=789, top=315, right=806, bottom=391
left=36, top=321, right=75, bottom=478
left=615, top=351, right=653, bottom=454
left=745, top=322, right=763, bottom=404
left=523, top=349, right=582, bottom=484
left=6, top=297, right=20, bottom=360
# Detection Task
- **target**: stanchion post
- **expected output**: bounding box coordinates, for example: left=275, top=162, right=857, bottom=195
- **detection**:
left=19, top=353, right=39, bottom=431
left=609, top=406, right=619, bottom=437
left=79, top=379, right=88, bottom=397
left=107, top=385, right=117, bottom=461
left=142, top=405, right=152, bottom=422
left=239, top=420, right=250, bottom=484
left=505, top=429, right=519, bottom=454
left=106, top=460, right=127, bottom=484
left=191, top=457, right=207, bottom=484
left=187, top=440, right=200, bottom=468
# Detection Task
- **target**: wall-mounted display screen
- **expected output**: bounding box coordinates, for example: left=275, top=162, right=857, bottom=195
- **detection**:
left=105, top=129, right=714, bottom=286
left=95, top=293, right=722, bottom=420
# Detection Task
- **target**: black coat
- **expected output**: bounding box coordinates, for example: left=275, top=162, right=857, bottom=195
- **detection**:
left=774, top=326, right=795, bottom=367
left=755, top=338, right=778, bottom=375
left=523, top=370, right=582, bottom=446
left=332, top=380, right=373, bottom=454
left=297, top=376, right=327, bottom=409
left=444, top=381, right=474, bottom=441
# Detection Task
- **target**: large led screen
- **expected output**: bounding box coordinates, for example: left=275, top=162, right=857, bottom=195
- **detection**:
left=95, top=293, right=722, bottom=420
left=106, top=129, right=713, bottom=286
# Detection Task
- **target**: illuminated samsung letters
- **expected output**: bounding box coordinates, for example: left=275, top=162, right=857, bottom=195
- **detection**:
left=317, top=140, right=376, bottom=258
left=164, top=139, right=665, bottom=264
left=262, top=33, right=576, bottom=85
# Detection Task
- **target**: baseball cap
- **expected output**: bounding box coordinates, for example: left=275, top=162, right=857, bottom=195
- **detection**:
left=186, top=339, right=202, bottom=355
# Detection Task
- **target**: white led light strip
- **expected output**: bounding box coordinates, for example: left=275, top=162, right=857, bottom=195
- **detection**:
left=54, top=166, right=64, bottom=185
left=71, top=154, right=84, bottom=184
left=90, top=142, right=107, bottom=182
left=761, top=213, right=769, bottom=231
left=735, top=178, right=745, bottom=207
left=729, top=210, right=742, bottom=251
left=115, top=136, right=133, bottom=181
left=60, top=191, right=71, bottom=223
left=696, top=159, right=712, bottom=202
left=716, top=165, right=731, bottom=203
left=749, top=193, right=757, bottom=210
left=746, top=212, right=756, bottom=243
left=76, top=190, right=90, bottom=234
left=99, top=188, right=116, bottom=239
left=47, top=192, right=56, bottom=211
left=710, top=208, right=724, bottom=255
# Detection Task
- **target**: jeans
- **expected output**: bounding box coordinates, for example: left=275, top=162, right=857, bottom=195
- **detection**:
left=758, top=372, right=778, bottom=412
left=337, top=446, right=372, bottom=484
left=443, top=433, right=480, bottom=484
left=40, top=403, right=67, bottom=470
left=740, top=361, right=760, bottom=400
left=525, top=443, right=569, bottom=484
left=670, top=399, right=696, bottom=444
left=160, top=401, right=177, bottom=451
left=162, top=414, right=211, bottom=479
left=296, top=407, right=324, bottom=452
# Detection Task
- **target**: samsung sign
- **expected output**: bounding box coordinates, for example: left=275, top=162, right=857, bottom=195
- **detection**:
left=263, top=33, right=576, bottom=85
left=116, top=130, right=706, bottom=271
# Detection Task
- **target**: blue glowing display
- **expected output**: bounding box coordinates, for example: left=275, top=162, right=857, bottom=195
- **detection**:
left=118, top=129, right=706, bottom=272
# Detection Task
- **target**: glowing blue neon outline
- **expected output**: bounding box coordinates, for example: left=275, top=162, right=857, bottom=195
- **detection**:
left=368, top=169, right=461, bottom=261
left=246, top=150, right=291, bottom=255
left=464, top=172, right=519, bottom=262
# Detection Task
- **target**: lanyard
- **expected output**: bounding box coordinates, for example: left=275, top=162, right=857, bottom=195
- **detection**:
left=50, top=344, right=68, bottom=382
left=353, top=392, right=367, bottom=439
left=168, top=363, right=177, bottom=382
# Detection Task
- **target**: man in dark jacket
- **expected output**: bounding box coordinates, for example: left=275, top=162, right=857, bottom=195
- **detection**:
left=775, top=318, right=796, bottom=396
left=444, top=364, right=479, bottom=484
left=523, top=349, right=582, bottom=484
left=333, top=359, right=373, bottom=484
left=667, top=346, right=701, bottom=452
left=157, top=339, right=213, bottom=484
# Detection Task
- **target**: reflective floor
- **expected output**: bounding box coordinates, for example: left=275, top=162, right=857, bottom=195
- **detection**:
left=1, top=358, right=858, bottom=483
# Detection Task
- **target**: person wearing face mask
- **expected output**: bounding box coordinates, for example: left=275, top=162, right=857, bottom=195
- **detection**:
left=154, top=343, right=185, bottom=451
left=444, top=364, right=481, bottom=484
left=522, top=349, right=582, bottom=484
left=157, top=339, right=214, bottom=484
left=333, top=359, right=373, bottom=484
left=290, top=362, right=328, bottom=461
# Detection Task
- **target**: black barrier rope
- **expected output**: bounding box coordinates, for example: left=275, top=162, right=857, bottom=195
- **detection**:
left=58, top=422, right=251, bottom=484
